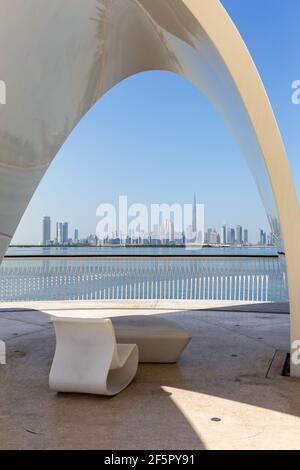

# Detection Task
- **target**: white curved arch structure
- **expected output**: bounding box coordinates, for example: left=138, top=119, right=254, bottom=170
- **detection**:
left=0, top=1, right=299, bottom=375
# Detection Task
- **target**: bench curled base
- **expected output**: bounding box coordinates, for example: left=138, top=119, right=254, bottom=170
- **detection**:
left=49, top=318, right=138, bottom=396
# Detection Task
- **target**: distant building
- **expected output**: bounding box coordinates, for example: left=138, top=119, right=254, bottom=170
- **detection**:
left=170, top=222, right=175, bottom=242
left=151, top=224, right=160, bottom=241
left=227, top=227, right=235, bottom=245
left=227, top=227, right=232, bottom=244
left=259, top=229, right=267, bottom=245
left=74, top=228, right=79, bottom=243
left=209, top=229, right=218, bottom=245
left=231, top=228, right=236, bottom=245
left=269, top=232, right=276, bottom=245
left=243, top=229, right=248, bottom=244
left=196, top=230, right=203, bottom=245
left=160, top=220, right=173, bottom=243
left=220, top=225, right=226, bottom=244
left=236, top=225, right=243, bottom=244
left=62, top=222, right=68, bottom=244
left=56, top=222, right=63, bottom=244
left=42, top=216, right=51, bottom=245
left=87, top=234, right=97, bottom=246
left=207, top=228, right=212, bottom=244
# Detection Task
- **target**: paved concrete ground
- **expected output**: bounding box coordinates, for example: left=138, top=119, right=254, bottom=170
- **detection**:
left=0, top=301, right=299, bottom=450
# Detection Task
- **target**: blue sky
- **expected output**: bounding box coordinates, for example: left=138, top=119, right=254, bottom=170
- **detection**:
left=12, top=0, right=300, bottom=244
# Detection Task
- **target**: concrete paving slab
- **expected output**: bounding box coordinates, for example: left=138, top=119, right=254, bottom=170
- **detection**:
left=0, top=317, right=48, bottom=341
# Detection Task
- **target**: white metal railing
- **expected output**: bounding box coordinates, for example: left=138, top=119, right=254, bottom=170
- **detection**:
left=0, top=254, right=288, bottom=302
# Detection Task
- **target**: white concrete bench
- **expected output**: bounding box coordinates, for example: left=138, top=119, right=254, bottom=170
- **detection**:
left=111, top=315, right=192, bottom=363
left=48, top=311, right=192, bottom=396
left=49, top=317, right=138, bottom=396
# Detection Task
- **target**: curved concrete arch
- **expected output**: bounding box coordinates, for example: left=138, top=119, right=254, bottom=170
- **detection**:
left=0, top=0, right=299, bottom=375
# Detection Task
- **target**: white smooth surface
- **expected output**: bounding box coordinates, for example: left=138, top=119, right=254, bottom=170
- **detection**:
left=49, top=317, right=138, bottom=395
left=111, top=314, right=192, bottom=363
left=0, top=0, right=299, bottom=375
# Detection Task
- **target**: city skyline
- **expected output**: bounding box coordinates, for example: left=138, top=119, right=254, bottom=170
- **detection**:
left=39, top=194, right=272, bottom=247
left=40, top=213, right=273, bottom=248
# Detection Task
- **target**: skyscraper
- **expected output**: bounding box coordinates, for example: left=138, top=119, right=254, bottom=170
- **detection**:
left=56, top=222, right=63, bottom=244
left=62, top=222, right=68, bottom=244
left=227, top=227, right=232, bottom=244
left=170, top=222, right=175, bottom=242
left=259, top=229, right=266, bottom=245
left=231, top=228, right=236, bottom=245
left=74, top=228, right=79, bottom=243
left=42, top=216, right=51, bottom=245
left=236, top=225, right=243, bottom=244
left=220, top=225, right=226, bottom=244
left=243, top=229, right=248, bottom=245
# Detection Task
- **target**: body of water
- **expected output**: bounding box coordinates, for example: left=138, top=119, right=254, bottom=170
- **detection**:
left=6, top=245, right=278, bottom=257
